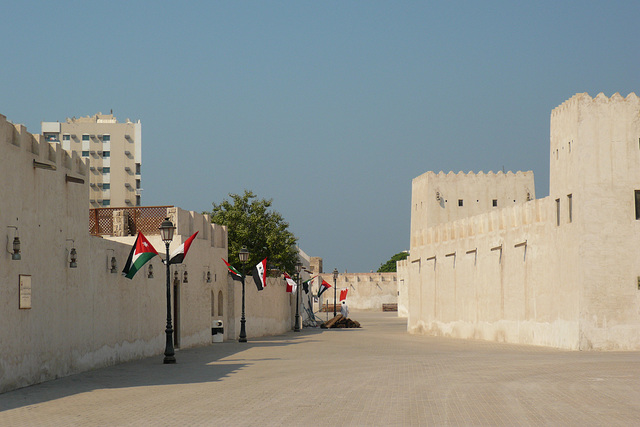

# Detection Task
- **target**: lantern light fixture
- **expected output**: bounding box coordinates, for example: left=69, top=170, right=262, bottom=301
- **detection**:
left=7, top=226, right=20, bottom=261
left=67, top=239, right=78, bottom=268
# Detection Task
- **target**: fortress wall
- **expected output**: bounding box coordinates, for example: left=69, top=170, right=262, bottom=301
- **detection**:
left=397, top=259, right=409, bottom=317
left=408, top=196, right=582, bottom=349
left=0, top=116, right=233, bottom=393
left=407, top=92, right=640, bottom=350
left=329, top=272, right=397, bottom=311
left=411, top=171, right=535, bottom=248
left=551, top=92, right=640, bottom=349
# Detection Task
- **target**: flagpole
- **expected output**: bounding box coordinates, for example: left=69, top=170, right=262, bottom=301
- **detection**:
left=333, top=268, right=338, bottom=317
left=294, top=261, right=302, bottom=332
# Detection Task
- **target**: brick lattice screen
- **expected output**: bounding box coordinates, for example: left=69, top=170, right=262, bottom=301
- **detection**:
left=90, top=206, right=173, bottom=236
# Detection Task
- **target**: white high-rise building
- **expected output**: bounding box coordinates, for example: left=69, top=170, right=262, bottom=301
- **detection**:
left=42, top=113, right=142, bottom=207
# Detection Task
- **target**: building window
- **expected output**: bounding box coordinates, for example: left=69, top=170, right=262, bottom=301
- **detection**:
left=556, top=199, right=560, bottom=226
left=492, top=199, right=498, bottom=207
left=136, top=179, right=141, bottom=189
left=63, top=134, right=70, bottom=141
left=102, top=167, right=110, bottom=174
left=136, top=195, right=141, bottom=206
left=567, top=194, right=572, bottom=223
left=82, top=151, right=89, bottom=157
left=102, top=134, right=110, bottom=142
left=135, top=163, right=141, bottom=174
left=102, top=183, right=110, bottom=190
left=102, top=151, right=110, bottom=158
left=82, top=134, right=90, bottom=141
left=102, top=199, right=110, bottom=206
left=635, top=191, right=640, bottom=220
left=458, top=199, right=463, bottom=207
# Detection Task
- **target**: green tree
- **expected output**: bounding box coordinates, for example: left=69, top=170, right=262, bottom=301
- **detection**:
left=377, top=251, right=409, bottom=272
left=209, top=190, right=299, bottom=274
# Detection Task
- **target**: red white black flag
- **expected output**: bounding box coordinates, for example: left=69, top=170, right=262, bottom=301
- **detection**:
left=169, top=231, right=199, bottom=264
left=318, top=279, right=331, bottom=297
left=284, top=272, right=297, bottom=293
left=252, top=258, right=267, bottom=291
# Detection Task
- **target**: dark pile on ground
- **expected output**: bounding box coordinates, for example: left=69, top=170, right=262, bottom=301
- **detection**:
left=320, top=314, right=361, bottom=329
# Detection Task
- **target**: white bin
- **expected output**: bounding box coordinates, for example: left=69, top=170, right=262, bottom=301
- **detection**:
left=212, top=320, right=224, bottom=343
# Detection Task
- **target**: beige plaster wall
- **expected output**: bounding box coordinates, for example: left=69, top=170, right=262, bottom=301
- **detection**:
left=397, top=259, right=409, bottom=317
left=1, top=116, right=237, bottom=393
left=407, top=92, right=640, bottom=350
left=550, top=93, right=640, bottom=349
left=226, top=276, right=295, bottom=340
left=330, top=273, right=397, bottom=311
left=411, top=171, right=535, bottom=249
left=408, top=198, right=581, bottom=349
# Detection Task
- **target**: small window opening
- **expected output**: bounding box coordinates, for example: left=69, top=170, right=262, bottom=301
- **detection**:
left=458, top=199, right=463, bottom=207
left=492, top=199, right=497, bottom=207
left=567, top=194, right=572, bottom=223
left=635, top=191, right=640, bottom=220
left=556, top=199, right=560, bottom=226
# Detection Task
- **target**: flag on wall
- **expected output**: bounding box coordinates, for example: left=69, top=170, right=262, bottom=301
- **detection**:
left=302, top=276, right=317, bottom=294
left=168, top=231, right=199, bottom=264
left=252, top=258, right=267, bottom=291
left=222, top=258, right=242, bottom=281
left=284, top=272, right=297, bottom=293
left=318, top=279, right=331, bottom=297
left=122, top=232, right=158, bottom=279
left=340, top=288, right=348, bottom=301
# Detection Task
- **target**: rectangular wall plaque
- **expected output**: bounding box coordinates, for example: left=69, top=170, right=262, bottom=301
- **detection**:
left=19, top=274, right=32, bottom=309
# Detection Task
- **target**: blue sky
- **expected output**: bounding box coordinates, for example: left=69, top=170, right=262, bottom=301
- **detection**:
left=3, top=1, right=639, bottom=273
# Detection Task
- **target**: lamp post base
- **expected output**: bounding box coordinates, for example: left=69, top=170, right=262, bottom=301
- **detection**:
left=239, top=319, right=247, bottom=343
left=294, top=315, right=301, bottom=332
left=164, top=327, right=176, bottom=364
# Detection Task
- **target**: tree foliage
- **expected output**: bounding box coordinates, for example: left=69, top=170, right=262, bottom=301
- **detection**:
left=377, top=251, right=409, bottom=272
left=209, top=190, right=299, bottom=275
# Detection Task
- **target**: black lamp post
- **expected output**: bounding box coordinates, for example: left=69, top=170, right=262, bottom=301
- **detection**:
left=238, top=246, right=250, bottom=343
left=333, top=268, right=339, bottom=317
left=294, top=260, right=303, bottom=332
left=159, top=217, right=176, bottom=364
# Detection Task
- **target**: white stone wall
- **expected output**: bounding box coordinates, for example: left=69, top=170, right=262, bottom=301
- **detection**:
left=227, top=276, right=295, bottom=340
left=411, top=171, right=535, bottom=248
left=310, top=273, right=397, bottom=312
left=407, top=92, right=640, bottom=350
left=397, top=259, right=409, bottom=317
left=0, top=115, right=294, bottom=393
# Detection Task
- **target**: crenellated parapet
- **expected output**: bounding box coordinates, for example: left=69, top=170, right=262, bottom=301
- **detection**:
left=551, top=92, right=640, bottom=118
left=1, top=114, right=88, bottom=177
left=168, top=207, right=228, bottom=249
left=414, top=197, right=553, bottom=247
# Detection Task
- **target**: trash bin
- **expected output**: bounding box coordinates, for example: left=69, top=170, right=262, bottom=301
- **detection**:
left=212, top=320, right=224, bottom=343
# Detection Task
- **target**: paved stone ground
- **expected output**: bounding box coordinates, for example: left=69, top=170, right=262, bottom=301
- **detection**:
left=2, top=311, right=640, bottom=426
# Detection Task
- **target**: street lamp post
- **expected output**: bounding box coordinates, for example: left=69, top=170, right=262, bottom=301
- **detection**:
left=294, top=260, right=302, bottom=332
left=159, top=217, right=176, bottom=364
left=333, top=268, right=339, bottom=317
left=238, top=246, right=249, bottom=343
